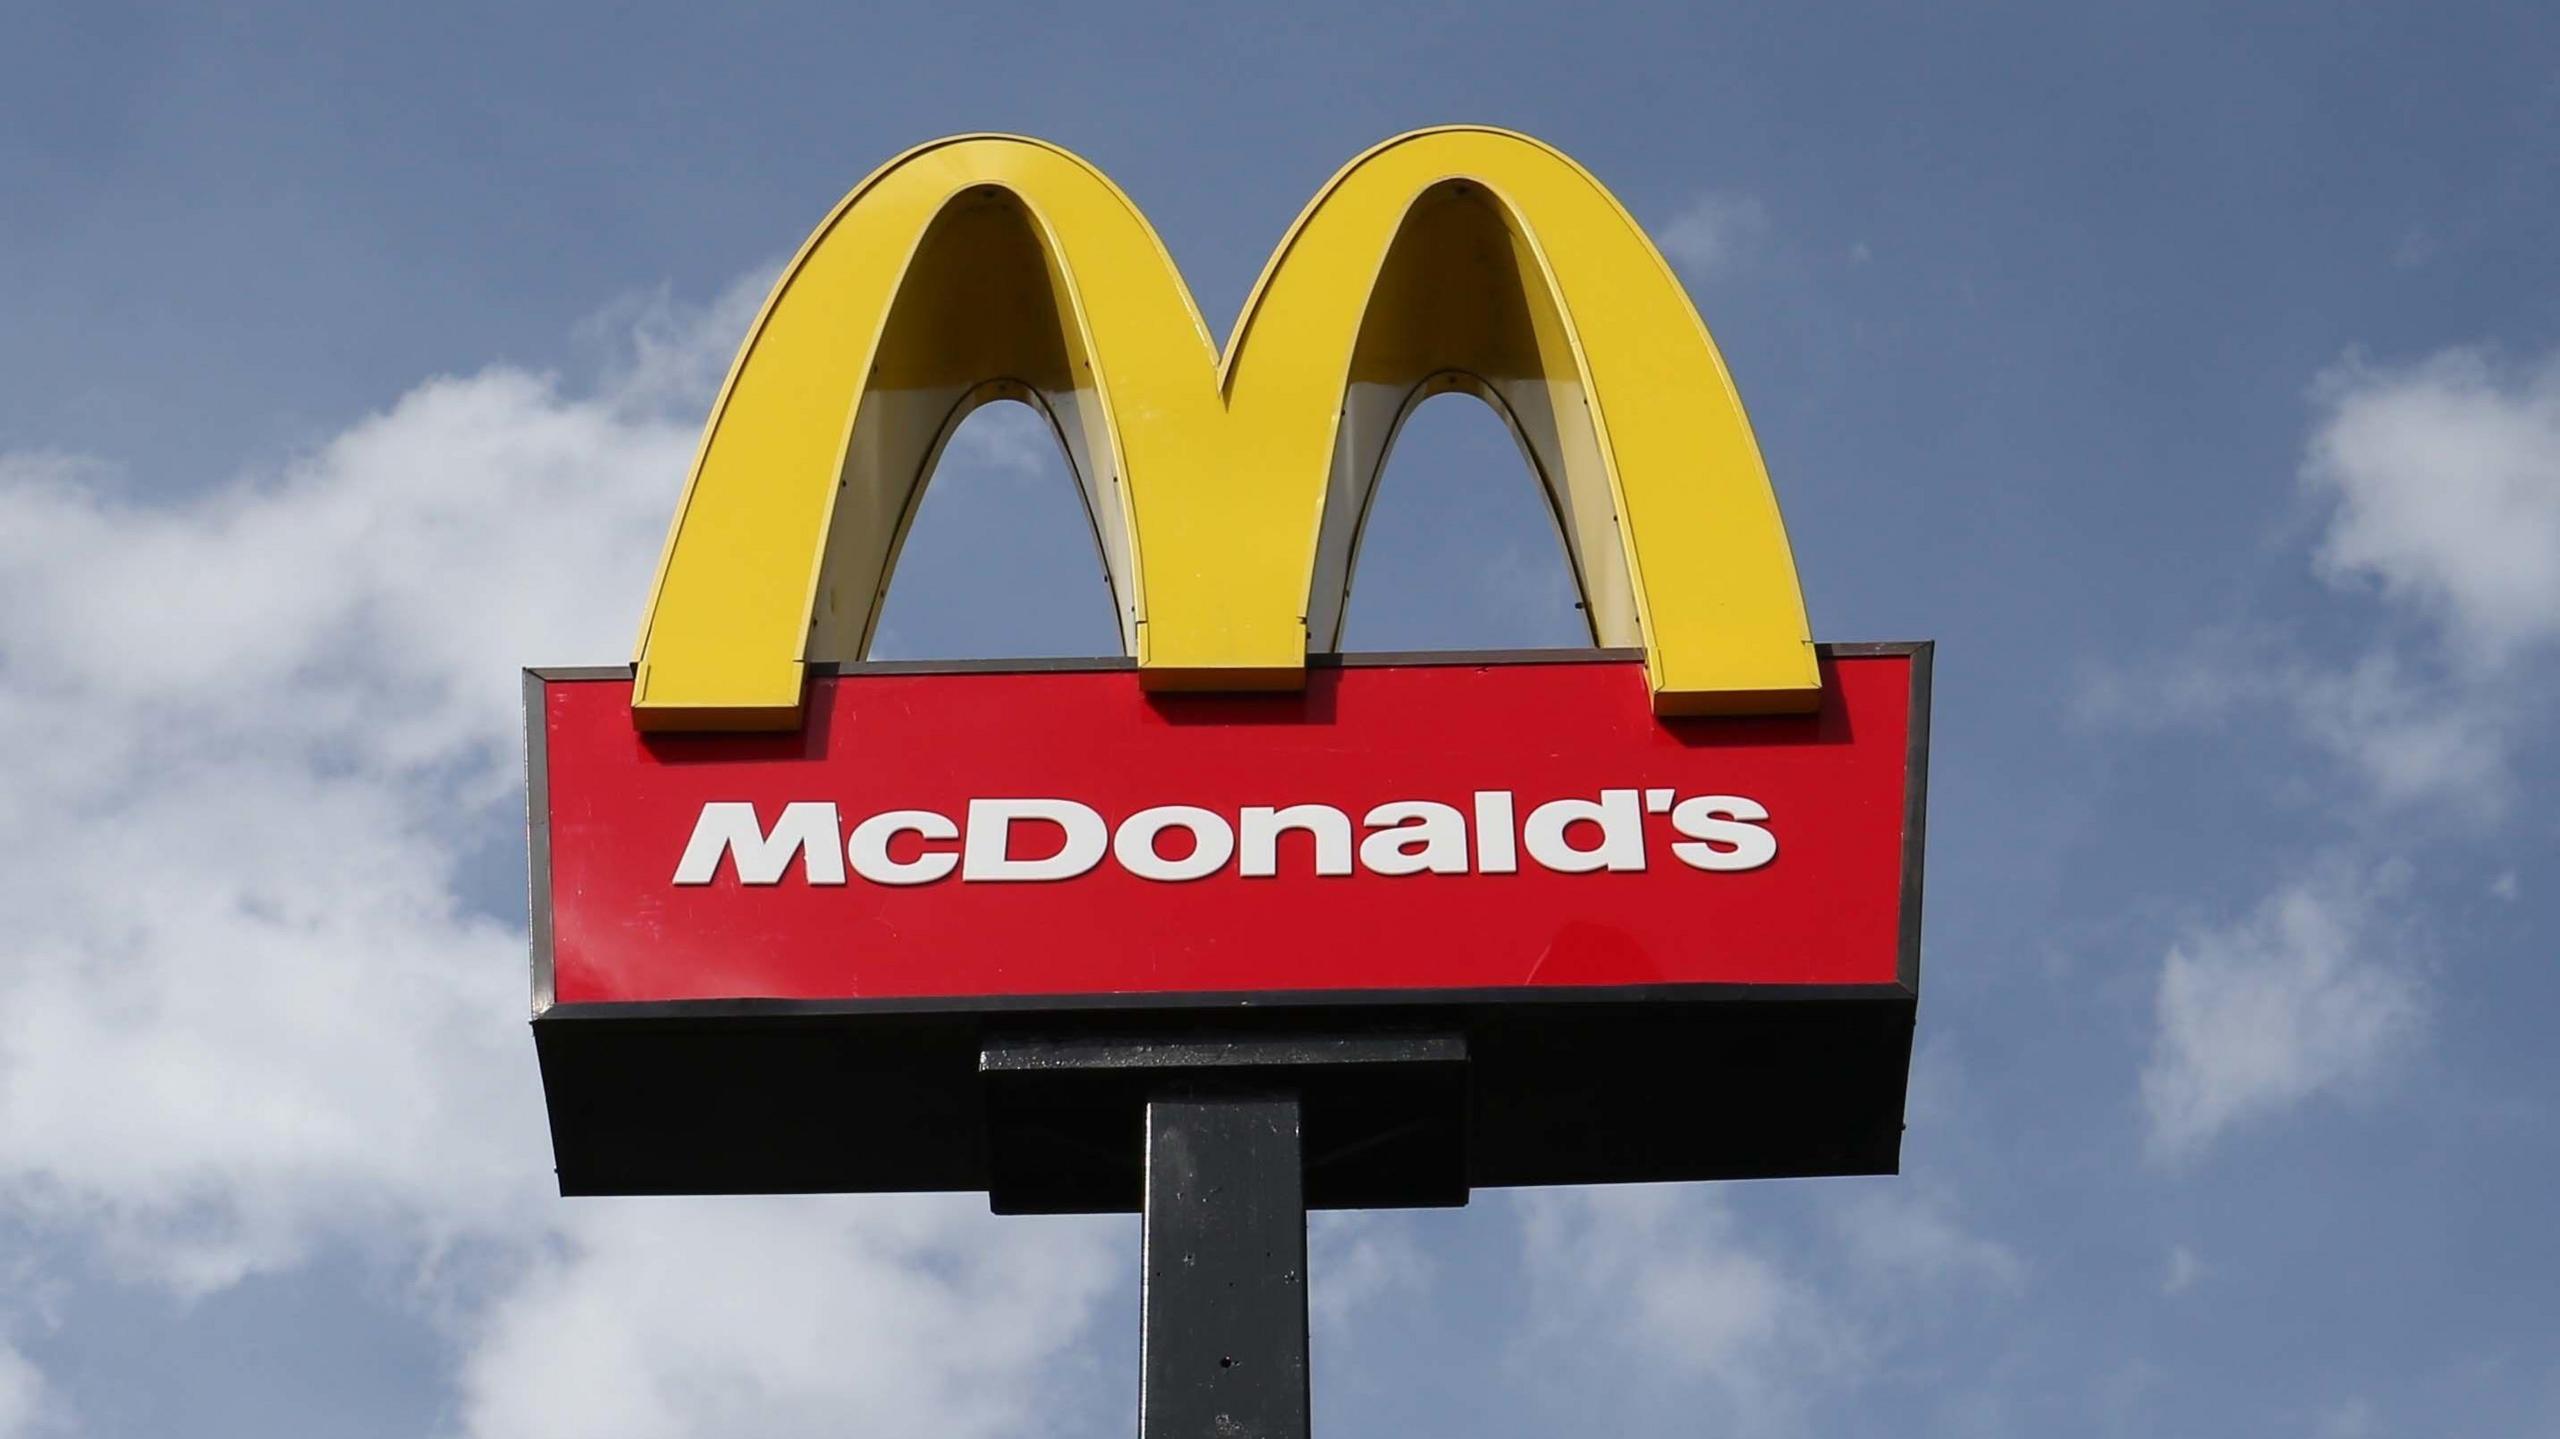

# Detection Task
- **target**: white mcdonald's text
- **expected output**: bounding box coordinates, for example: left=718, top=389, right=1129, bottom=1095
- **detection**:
left=672, top=790, right=1777, bottom=887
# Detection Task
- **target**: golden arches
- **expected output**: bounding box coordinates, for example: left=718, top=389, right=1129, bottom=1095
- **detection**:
left=632, top=127, right=1818, bottom=730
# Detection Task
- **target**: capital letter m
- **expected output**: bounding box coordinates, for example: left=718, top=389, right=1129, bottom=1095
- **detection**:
left=631, top=127, right=1820, bottom=731
left=673, top=802, right=845, bottom=885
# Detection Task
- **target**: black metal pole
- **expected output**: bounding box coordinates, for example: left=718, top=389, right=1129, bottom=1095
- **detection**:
left=1141, top=1093, right=1310, bottom=1439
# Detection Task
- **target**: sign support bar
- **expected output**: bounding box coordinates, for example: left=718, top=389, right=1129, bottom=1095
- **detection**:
left=1142, top=1093, right=1310, bottom=1439
left=979, top=1031, right=1468, bottom=1434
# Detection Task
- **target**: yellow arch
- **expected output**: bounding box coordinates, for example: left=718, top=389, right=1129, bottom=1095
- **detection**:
left=632, top=127, right=1819, bottom=729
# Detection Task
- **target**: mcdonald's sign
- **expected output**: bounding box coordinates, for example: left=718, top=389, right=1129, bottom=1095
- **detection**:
left=528, top=130, right=1929, bottom=1210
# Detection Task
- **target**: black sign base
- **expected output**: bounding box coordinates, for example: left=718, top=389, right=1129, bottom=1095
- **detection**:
left=536, top=991, right=1914, bottom=1199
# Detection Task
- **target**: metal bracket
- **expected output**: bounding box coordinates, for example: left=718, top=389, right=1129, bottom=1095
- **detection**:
left=978, top=1030, right=1469, bottom=1214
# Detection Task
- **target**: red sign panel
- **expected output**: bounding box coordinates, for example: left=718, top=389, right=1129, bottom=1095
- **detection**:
left=532, top=649, right=1923, bottom=1009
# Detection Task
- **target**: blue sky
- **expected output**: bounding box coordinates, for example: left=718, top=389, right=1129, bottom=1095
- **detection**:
left=1, top=3, right=2556, bottom=1435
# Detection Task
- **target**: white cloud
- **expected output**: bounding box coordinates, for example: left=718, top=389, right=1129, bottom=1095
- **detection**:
left=2307, top=347, right=2560, bottom=665
left=2141, top=867, right=2424, bottom=1161
left=2086, top=343, right=2560, bottom=1161
left=942, top=400, right=1063, bottom=479
left=1655, top=191, right=1770, bottom=277
left=2163, top=1244, right=2204, bottom=1295
left=455, top=1197, right=1117, bottom=1439
left=576, top=267, right=778, bottom=422
left=1824, top=1187, right=2026, bottom=1295
left=1308, top=1209, right=1430, bottom=1331
left=2289, top=651, right=2513, bottom=815
left=2078, top=630, right=2514, bottom=817
left=1509, top=1181, right=2018, bottom=1430
left=2085, top=344, right=2560, bottom=817
left=0, top=276, right=1118, bottom=1430
left=1516, top=1185, right=1845, bottom=1427
left=2318, top=1395, right=2383, bottom=1438
left=0, top=1343, right=44, bottom=1439
left=0, top=364, right=684, bottom=1291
